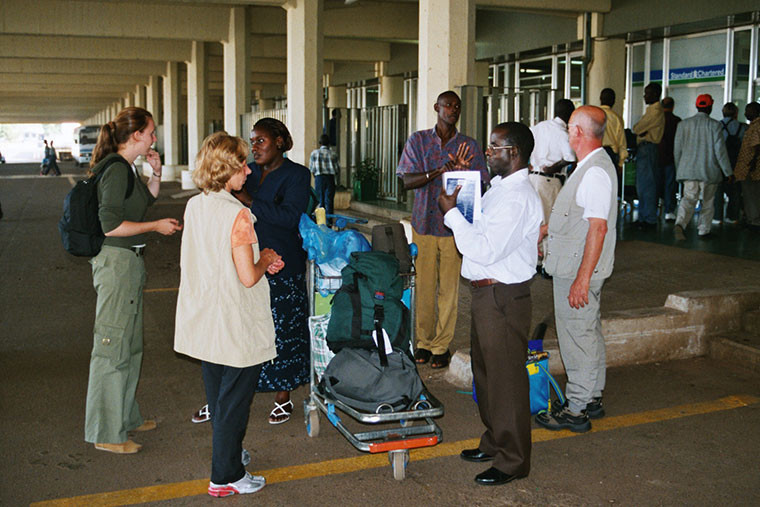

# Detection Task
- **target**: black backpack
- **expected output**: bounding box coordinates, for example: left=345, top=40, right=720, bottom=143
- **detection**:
left=722, top=122, right=744, bottom=168
left=58, top=156, right=134, bottom=257
left=326, top=251, right=410, bottom=366
left=371, top=223, right=413, bottom=274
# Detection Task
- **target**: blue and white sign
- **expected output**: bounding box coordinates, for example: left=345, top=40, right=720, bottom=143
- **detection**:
left=633, top=64, right=726, bottom=85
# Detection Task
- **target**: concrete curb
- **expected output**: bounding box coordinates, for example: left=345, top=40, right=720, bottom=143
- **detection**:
left=445, top=286, right=760, bottom=387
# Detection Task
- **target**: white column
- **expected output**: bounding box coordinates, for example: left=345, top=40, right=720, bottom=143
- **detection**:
left=285, top=0, right=324, bottom=165
left=417, top=0, right=476, bottom=130
left=134, top=84, right=146, bottom=109
left=187, top=41, right=206, bottom=172
left=224, top=6, right=249, bottom=137
left=588, top=38, right=626, bottom=116
left=146, top=75, right=161, bottom=117
left=163, top=61, right=180, bottom=165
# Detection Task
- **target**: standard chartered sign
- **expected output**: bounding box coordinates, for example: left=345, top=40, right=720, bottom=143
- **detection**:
left=669, top=64, right=725, bottom=84
left=632, top=64, right=726, bottom=85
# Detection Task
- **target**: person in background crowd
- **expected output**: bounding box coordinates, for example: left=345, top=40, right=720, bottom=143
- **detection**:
left=175, top=132, right=283, bottom=498
left=672, top=94, right=732, bottom=240
left=658, top=97, right=681, bottom=222
left=715, top=102, right=747, bottom=224
left=529, top=99, right=576, bottom=277
left=441, top=121, right=541, bottom=486
left=85, top=107, right=182, bottom=454
left=733, top=102, right=760, bottom=232
left=599, top=88, right=627, bottom=174
left=632, top=83, right=665, bottom=229
left=309, top=133, right=339, bottom=217
left=396, top=90, right=489, bottom=369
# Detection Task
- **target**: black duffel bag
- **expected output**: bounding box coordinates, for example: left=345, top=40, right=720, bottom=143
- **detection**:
left=320, top=347, right=424, bottom=413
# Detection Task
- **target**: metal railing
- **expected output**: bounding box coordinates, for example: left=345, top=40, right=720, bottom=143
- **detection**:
left=240, top=108, right=288, bottom=135
left=347, top=104, right=408, bottom=202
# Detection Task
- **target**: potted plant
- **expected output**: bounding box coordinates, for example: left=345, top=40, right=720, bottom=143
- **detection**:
left=353, top=158, right=379, bottom=201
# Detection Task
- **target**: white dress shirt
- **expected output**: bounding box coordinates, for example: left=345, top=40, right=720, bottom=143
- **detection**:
left=444, top=168, right=542, bottom=284
left=529, top=117, right=576, bottom=172
left=568, top=147, right=613, bottom=220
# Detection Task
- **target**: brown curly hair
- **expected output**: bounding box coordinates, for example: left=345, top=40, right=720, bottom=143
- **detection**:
left=192, top=131, right=249, bottom=193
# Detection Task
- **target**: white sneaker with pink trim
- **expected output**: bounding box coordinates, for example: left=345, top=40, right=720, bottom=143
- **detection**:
left=208, top=472, right=266, bottom=497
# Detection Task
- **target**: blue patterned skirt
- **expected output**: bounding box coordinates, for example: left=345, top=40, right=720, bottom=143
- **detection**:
left=257, top=272, right=309, bottom=392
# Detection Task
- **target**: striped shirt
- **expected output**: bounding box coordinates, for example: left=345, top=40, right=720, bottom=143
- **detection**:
left=309, top=146, right=339, bottom=176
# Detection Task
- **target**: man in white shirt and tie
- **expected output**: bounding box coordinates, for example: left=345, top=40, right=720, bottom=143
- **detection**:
left=439, top=121, right=542, bottom=486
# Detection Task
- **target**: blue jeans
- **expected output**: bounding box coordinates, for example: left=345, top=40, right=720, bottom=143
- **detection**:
left=314, top=174, right=336, bottom=216
left=661, top=163, right=677, bottom=214
left=635, top=142, right=658, bottom=224
left=202, top=361, right=262, bottom=485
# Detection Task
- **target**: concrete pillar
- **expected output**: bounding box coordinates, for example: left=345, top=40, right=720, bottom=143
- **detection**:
left=417, top=0, right=476, bottom=131
left=327, top=85, right=347, bottom=109
left=146, top=75, right=160, bottom=118
left=588, top=38, right=626, bottom=117
left=134, top=84, right=146, bottom=109
left=223, top=7, right=249, bottom=137
left=125, top=92, right=134, bottom=108
left=258, top=98, right=275, bottom=111
left=163, top=61, right=180, bottom=165
left=379, top=76, right=404, bottom=106
left=187, top=41, right=206, bottom=172
left=285, top=0, right=324, bottom=165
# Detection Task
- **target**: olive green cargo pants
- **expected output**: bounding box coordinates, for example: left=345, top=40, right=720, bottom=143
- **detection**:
left=84, top=246, right=146, bottom=444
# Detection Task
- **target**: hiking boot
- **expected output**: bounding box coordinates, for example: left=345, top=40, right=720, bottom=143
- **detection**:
left=586, top=397, right=605, bottom=419
left=535, top=401, right=591, bottom=433
left=208, top=472, right=265, bottom=497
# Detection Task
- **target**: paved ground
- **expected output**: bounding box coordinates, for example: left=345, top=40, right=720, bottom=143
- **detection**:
left=1, top=162, right=759, bottom=505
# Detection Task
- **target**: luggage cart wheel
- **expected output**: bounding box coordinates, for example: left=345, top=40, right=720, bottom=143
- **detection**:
left=389, top=450, right=408, bottom=481
left=306, top=408, right=320, bottom=438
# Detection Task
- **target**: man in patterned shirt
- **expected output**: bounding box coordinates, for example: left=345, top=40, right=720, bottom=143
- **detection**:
left=309, top=134, right=339, bottom=216
left=734, top=102, right=760, bottom=232
left=396, top=90, right=489, bottom=369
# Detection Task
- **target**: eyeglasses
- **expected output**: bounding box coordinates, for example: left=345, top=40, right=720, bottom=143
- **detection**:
left=487, top=144, right=514, bottom=151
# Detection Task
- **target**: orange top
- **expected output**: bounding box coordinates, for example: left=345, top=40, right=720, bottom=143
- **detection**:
left=231, top=208, right=257, bottom=248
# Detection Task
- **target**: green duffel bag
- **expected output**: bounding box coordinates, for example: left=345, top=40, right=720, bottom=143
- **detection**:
left=326, top=251, right=410, bottom=360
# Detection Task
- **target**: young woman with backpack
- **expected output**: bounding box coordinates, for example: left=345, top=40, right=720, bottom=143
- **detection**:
left=84, top=107, right=182, bottom=454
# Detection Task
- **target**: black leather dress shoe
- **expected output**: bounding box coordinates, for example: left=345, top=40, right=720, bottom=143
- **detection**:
left=475, top=467, right=526, bottom=486
left=460, top=448, right=493, bottom=462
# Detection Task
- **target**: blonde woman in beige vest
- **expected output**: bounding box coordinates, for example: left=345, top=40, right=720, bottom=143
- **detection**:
left=174, top=132, right=284, bottom=498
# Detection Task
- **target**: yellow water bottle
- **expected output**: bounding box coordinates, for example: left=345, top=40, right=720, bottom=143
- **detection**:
left=315, top=207, right=326, bottom=225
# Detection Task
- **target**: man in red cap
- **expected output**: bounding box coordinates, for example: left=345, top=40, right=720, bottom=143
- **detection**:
left=672, top=93, right=732, bottom=240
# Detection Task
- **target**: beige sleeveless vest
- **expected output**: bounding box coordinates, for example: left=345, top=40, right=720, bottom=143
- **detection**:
left=544, top=148, right=618, bottom=281
left=174, top=190, right=277, bottom=368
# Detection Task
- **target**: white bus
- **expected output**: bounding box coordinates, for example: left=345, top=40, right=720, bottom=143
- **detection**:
left=72, top=125, right=100, bottom=166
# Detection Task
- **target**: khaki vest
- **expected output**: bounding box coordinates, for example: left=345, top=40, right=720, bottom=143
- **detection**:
left=174, top=190, right=277, bottom=368
left=544, top=148, right=618, bottom=281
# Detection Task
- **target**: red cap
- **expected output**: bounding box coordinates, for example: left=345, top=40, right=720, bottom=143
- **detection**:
left=696, top=94, right=713, bottom=107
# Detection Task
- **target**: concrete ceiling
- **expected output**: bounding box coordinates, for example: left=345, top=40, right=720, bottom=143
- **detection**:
left=0, top=0, right=607, bottom=123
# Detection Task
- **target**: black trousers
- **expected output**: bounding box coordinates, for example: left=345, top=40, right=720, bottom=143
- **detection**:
left=202, top=361, right=263, bottom=484
left=470, top=280, right=532, bottom=476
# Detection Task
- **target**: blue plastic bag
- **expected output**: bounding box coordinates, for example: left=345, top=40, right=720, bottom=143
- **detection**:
left=299, top=214, right=370, bottom=295
left=472, top=351, right=565, bottom=415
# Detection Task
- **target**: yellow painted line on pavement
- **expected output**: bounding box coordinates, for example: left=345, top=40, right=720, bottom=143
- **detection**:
left=31, top=394, right=759, bottom=507
left=143, top=287, right=178, bottom=293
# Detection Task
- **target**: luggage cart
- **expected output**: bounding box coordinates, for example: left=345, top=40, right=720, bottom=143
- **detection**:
left=304, top=245, right=444, bottom=481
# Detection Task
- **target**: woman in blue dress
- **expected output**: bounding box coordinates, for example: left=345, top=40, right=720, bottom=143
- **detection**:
left=192, top=118, right=310, bottom=425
